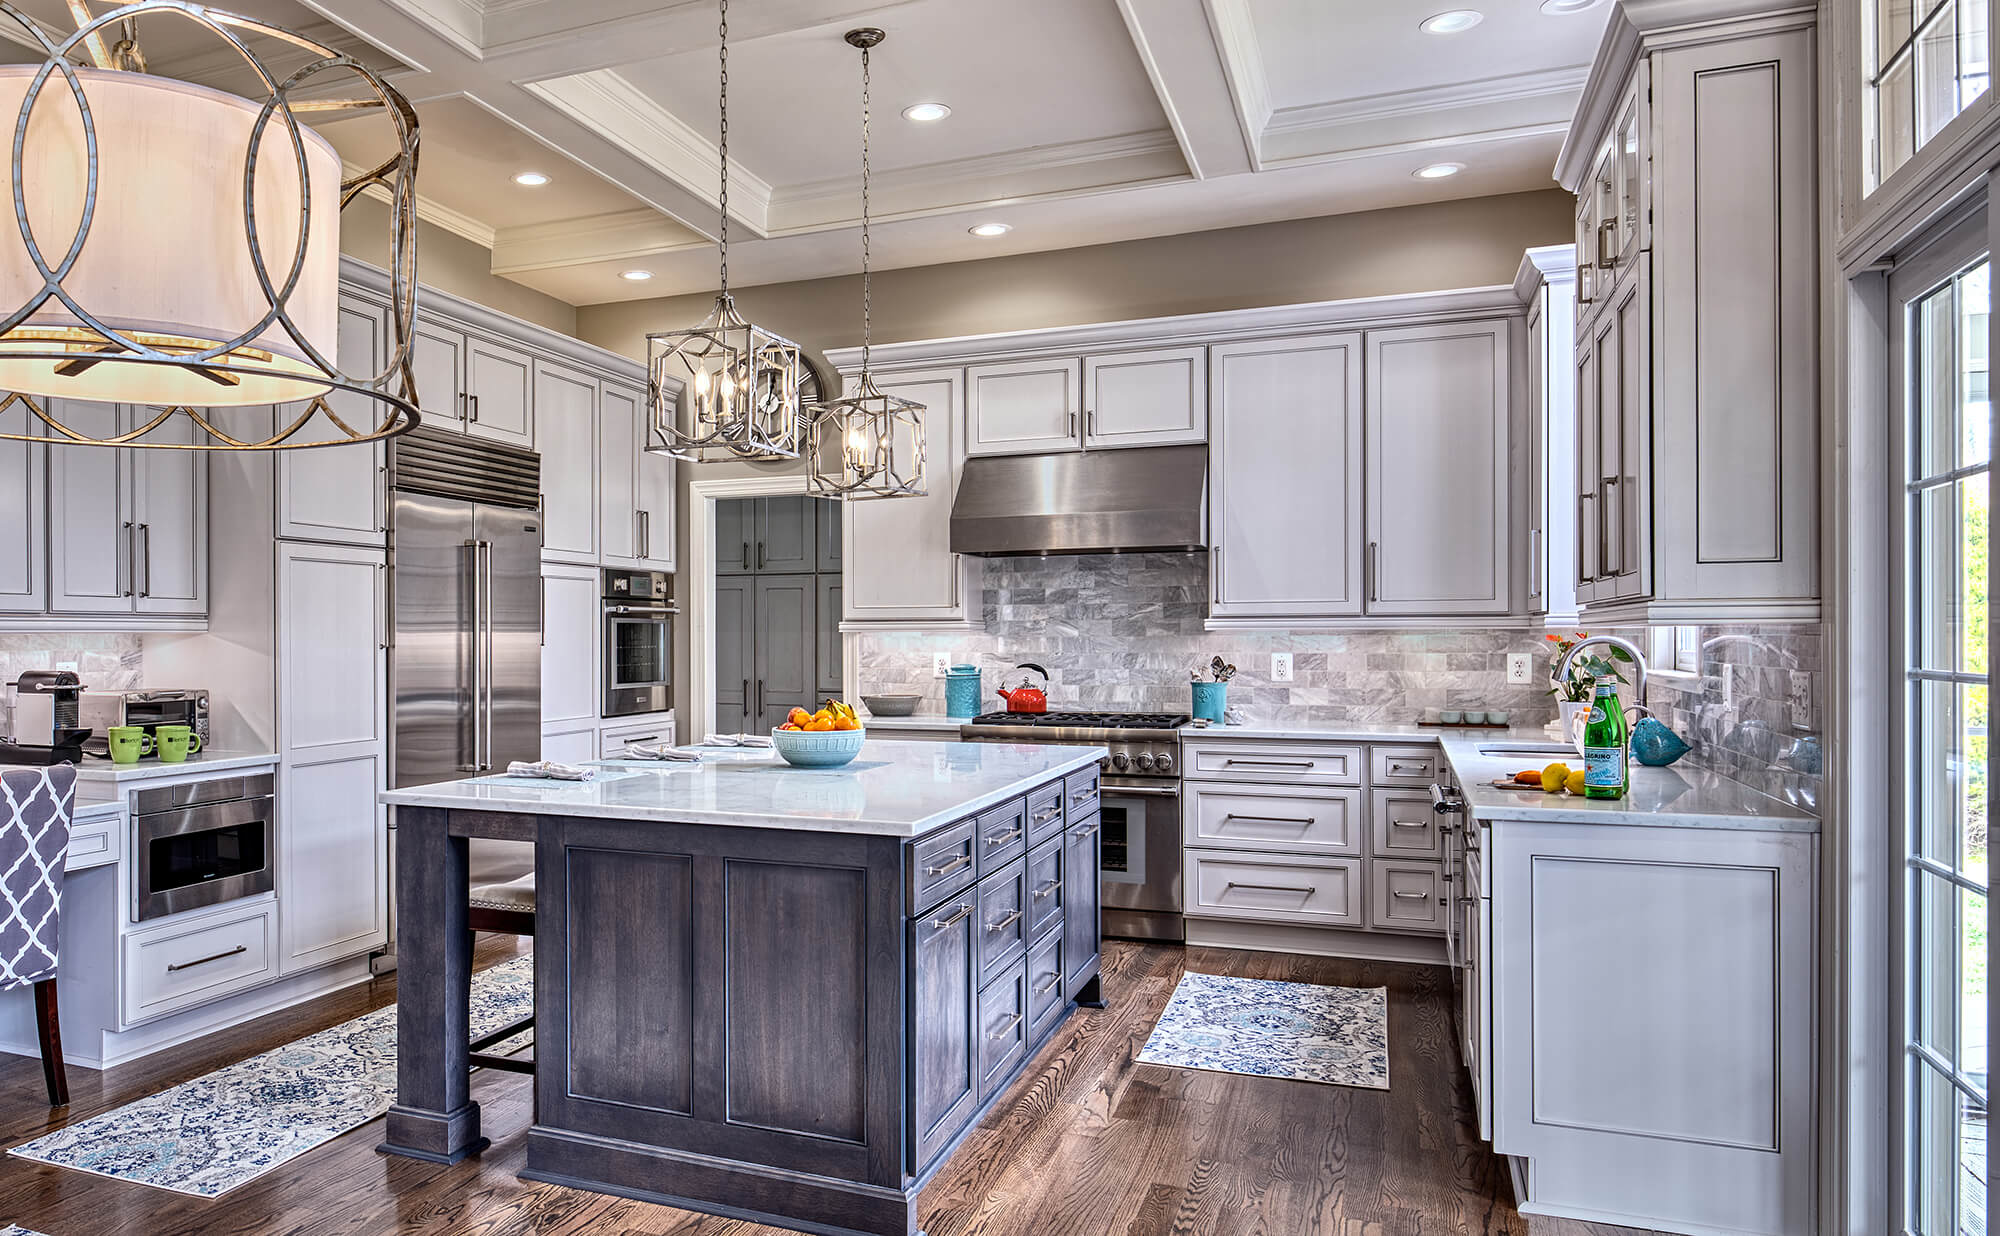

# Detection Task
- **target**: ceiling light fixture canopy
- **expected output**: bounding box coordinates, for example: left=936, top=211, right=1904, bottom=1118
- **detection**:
left=0, top=0, right=423, bottom=450
left=646, top=0, right=802, bottom=463
left=805, top=28, right=926, bottom=502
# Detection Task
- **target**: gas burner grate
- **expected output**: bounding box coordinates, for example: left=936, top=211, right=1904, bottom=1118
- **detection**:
left=966, top=711, right=1193, bottom=730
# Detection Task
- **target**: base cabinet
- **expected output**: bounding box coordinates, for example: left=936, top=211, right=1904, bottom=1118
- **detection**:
left=910, top=892, right=978, bottom=1168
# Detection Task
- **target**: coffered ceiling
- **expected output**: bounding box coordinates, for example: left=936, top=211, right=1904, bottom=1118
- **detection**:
left=7, top=0, right=1611, bottom=306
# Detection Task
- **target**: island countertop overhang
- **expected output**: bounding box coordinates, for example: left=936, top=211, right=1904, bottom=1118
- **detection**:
left=378, top=739, right=1106, bottom=838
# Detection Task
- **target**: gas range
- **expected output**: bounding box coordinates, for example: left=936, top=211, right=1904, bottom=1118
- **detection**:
left=958, top=711, right=1190, bottom=780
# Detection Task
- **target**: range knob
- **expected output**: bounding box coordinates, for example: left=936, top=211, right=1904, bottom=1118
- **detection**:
left=1154, top=751, right=1175, bottom=774
left=1110, top=751, right=1130, bottom=771
left=1135, top=752, right=1156, bottom=772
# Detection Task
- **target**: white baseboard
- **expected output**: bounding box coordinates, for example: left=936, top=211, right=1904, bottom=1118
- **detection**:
left=1184, top=918, right=1449, bottom=965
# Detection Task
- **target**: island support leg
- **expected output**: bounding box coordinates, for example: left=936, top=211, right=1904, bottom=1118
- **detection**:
left=1075, top=973, right=1105, bottom=1010
left=379, top=808, right=488, bottom=1164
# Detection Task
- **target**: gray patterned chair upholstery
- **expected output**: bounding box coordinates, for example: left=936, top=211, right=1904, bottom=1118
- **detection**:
left=0, top=764, right=73, bottom=1105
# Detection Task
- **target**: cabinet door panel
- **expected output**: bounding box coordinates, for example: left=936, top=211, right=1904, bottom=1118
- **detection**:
left=0, top=396, right=44, bottom=612
left=756, top=496, right=816, bottom=573
left=534, top=362, right=598, bottom=562
left=279, top=544, right=384, bottom=755
left=540, top=724, right=596, bottom=764
left=130, top=406, right=208, bottom=615
left=715, top=576, right=752, bottom=735
left=1083, top=347, right=1206, bottom=448
left=540, top=565, right=599, bottom=726
left=599, top=381, right=642, bottom=565
left=753, top=574, right=815, bottom=730
left=409, top=319, right=466, bottom=431
left=1062, top=817, right=1100, bottom=997
left=716, top=499, right=756, bottom=576
left=816, top=574, right=843, bottom=697
left=1365, top=320, right=1510, bottom=614
left=279, top=298, right=385, bottom=545
left=967, top=359, right=1080, bottom=455
left=815, top=498, right=842, bottom=571
left=911, top=893, right=978, bottom=1168
left=281, top=751, right=387, bottom=971
left=465, top=340, right=533, bottom=447
left=48, top=399, right=130, bottom=613
left=1210, top=333, right=1363, bottom=618
left=844, top=369, right=975, bottom=623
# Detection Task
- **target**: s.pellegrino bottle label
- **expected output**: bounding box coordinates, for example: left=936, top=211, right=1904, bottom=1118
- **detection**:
left=1582, top=682, right=1628, bottom=799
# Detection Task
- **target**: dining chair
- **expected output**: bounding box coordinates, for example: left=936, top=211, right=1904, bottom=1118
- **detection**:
left=0, top=765, right=75, bottom=1105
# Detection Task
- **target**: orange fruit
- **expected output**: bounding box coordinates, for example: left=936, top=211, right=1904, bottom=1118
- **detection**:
left=788, top=707, right=811, bottom=727
left=833, top=716, right=860, bottom=731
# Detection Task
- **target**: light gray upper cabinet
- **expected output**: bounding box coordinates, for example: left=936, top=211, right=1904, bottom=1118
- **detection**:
left=0, top=395, right=45, bottom=613
left=1081, top=346, right=1207, bottom=449
left=816, top=574, right=843, bottom=697
left=129, top=409, right=209, bottom=615
left=1517, top=247, right=1579, bottom=621
left=277, top=296, right=386, bottom=546
left=815, top=498, right=842, bottom=573
left=1365, top=320, right=1511, bottom=615
left=534, top=360, right=599, bottom=564
left=966, top=359, right=1081, bottom=456
left=843, top=367, right=980, bottom=627
left=753, top=574, right=815, bottom=730
left=716, top=500, right=755, bottom=576
left=409, top=318, right=468, bottom=433
left=1209, top=333, right=1364, bottom=620
left=598, top=380, right=674, bottom=571
left=756, top=496, right=817, bottom=574
left=465, top=339, right=533, bottom=448
left=49, top=400, right=206, bottom=618
left=1559, top=12, right=1817, bottom=622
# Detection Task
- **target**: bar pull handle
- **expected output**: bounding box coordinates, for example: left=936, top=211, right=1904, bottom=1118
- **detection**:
left=1222, top=758, right=1315, bottom=770
left=1224, top=880, right=1316, bottom=896
left=481, top=540, right=495, bottom=770
left=138, top=522, right=152, bottom=597
left=1069, top=787, right=1097, bottom=805
left=1032, top=878, right=1063, bottom=900
left=469, top=393, right=480, bottom=424
left=983, top=826, right=1024, bottom=847
left=1391, top=818, right=1429, bottom=829
left=1066, top=410, right=1077, bottom=439
left=986, top=909, right=1023, bottom=933
left=757, top=541, right=766, bottom=569
left=924, top=853, right=973, bottom=877
left=989, top=1012, right=1023, bottom=1041
left=1392, top=888, right=1428, bottom=901
left=1368, top=540, right=1380, bottom=603
left=120, top=522, right=134, bottom=597
left=167, top=944, right=247, bottom=972
left=1222, top=813, right=1316, bottom=827
left=1034, top=974, right=1062, bottom=997
left=929, top=903, right=973, bottom=930
left=1032, top=806, right=1061, bottom=823
left=1597, top=219, right=1618, bottom=269
left=742, top=541, right=750, bottom=571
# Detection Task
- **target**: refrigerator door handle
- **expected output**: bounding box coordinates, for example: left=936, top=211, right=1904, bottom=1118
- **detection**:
left=459, top=538, right=480, bottom=772
left=481, top=539, right=496, bottom=771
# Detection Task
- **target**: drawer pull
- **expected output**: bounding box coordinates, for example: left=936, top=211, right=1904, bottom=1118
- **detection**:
left=983, top=826, right=1025, bottom=847
left=1222, top=813, right=1316, bottom=827
left=989, top=1012, right=1023, bottom=1041
left=1033, top=878, right=1062, bottom=900
left=1391, top=819, right=1428, bottom=829
left=1070, top=823, right=1100, bottom=839
left=1034, top=973, right=1062, bottom=996
left=1392, top=889, right=1428, bottom=901
left=1223, top=758, right=1317, bottom=769
left=1224, top=880, right=1316, bottom=896
left=1388, top=762, right=1428, bottom=774
left=924, top=853, right=973, bottom=877
left=167, top=943, right=248, bottom=973
left=987, top=909, right=1024, bottom=933
left=1032, top=807, right=1061, bottom=823
left=1069, top=789, right=1097, bottom=804
left=73, top=833, right=109, bottom=854
left=930, top=903, right=974, bottom=930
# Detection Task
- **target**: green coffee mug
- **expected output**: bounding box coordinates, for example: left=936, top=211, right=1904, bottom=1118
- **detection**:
left=156, top=725, right=202, bottom=764
left=106, top=725, right=154, bottom=765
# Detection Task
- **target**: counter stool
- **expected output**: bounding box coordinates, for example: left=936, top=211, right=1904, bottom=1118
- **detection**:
left=0, top=765, right=75, bottom=1105
left=467, top=872, right=535, bottom=1075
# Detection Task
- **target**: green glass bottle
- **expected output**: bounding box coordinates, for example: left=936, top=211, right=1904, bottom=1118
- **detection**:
left=1582, top=681, right=1629, bottom=800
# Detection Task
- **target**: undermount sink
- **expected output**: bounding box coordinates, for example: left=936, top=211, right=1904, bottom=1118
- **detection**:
left=1477, top=742, right=1581, bottom=758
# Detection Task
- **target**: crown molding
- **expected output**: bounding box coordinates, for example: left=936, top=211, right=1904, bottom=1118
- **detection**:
left=1267, top=65, right=1590, bottom=135
left=1514, top=243, right=1579, bottom=302
left=341, top=161, right=497, bottom=250
left=824, top=285, right=1524, bottom=373
left=490, top=207, right=706, bottom=274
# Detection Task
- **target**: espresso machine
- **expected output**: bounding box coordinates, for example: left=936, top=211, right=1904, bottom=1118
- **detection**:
left=1, top=671, right=90, bottom=765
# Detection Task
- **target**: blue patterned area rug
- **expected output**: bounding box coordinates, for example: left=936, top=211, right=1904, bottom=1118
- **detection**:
left=1136, top=971, right=1389, bottom=1089
left=8, top=955, right=534, bottom=1197
left=2, top=1226, right=52, bottom=1235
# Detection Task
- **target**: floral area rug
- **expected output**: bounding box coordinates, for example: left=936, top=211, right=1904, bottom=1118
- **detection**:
left=1136, top=971, right=1389, bottom=1089
left=9, top=955, right=534, bottom=1197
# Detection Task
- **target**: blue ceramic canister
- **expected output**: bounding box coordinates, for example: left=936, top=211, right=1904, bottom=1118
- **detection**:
left=1191, top=680, right=1227, bottom=723
left=944, top=665, right=983, bottom=719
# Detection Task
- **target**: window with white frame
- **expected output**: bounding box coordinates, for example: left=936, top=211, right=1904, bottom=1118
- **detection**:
left=1648, top=626, right=1701, bottom=676
left=1868, top=0, right=1992, bottom=187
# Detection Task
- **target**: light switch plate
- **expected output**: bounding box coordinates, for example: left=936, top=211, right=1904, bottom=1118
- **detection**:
left=1506, top=653, right=1532, bottom=684
left=932, top=653, right=949, bottom=679
left=1271, top=652, right=1294, bottom=682
left=1788, top=670, right=1813, bottom=729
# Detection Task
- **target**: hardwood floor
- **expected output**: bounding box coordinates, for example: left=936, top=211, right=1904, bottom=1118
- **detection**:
left=0, top=937, right=1656, bottom=1236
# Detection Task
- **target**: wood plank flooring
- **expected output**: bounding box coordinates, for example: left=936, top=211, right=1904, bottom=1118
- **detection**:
left=0, top=937, right=1657, bottom=1236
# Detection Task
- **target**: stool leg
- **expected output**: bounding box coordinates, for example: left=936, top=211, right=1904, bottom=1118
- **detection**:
left=33, top=978, right=66, bottom=1106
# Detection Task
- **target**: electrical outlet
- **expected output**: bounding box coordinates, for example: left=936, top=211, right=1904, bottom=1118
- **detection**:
left=1506, top=653, right=1532, bottom=685
left=1271, top=652, right=1294, bottom=682
left=932, top=653, right=949, bottom=679
left=1788, top=670, right=1814, bottom=729
left=1719, top=664, right=1734, bottom=708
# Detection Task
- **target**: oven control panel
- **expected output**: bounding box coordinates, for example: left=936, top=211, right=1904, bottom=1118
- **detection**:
left=1103, top=741, right=1178, bottom=777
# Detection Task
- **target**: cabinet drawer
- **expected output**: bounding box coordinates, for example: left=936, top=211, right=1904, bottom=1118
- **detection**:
left=1369, top=861, right=1447, bottom=934
left=1026, top=782, right=1066, bottom=849
left=1370, top=746, right=1440, bottom=787
left=1184, top=741, right=1362, bottom=785
left=1370, top=788, right=1444, bottom=860
left=975, top=859, right=1028, bottom=987
left=1185, top=850, right=1361, bottom=926
left=66, top=808, right=122, bottom=872
left=1186, top=783, right=1360, bottom=855
left=1026, top=930, right=1064, bottom=1042
left=1064, top=768, right=1101, bottom=819
left=122, top=900, right=277, bottom=1025
left=974, top=798, right=1028, bottom=875
left=1025, top=836, right=1064, bottom=943
left=976, top=960, right=1029, bottom=1100
left=911, top=820, right=977, bottom=913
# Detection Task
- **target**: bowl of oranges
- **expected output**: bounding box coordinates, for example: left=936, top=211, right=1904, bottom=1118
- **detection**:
left=772, top=700, right=867, bottom=768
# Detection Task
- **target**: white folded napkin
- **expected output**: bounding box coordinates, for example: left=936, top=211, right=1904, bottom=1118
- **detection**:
left=622, top=743, right=700, bottom=762
left=700, top=733, right=774, bottom=748
left=504, top=759, right=596, bottom=781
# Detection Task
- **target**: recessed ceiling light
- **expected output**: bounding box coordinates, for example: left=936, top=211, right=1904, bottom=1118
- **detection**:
left=968, top=222, right=1011, bottom=237
left=1414, top=162, right=1466, bottom=179
left=1419, top=9, right=1484, bottom=34
left=512, top=171, right=550, bottom=187
left=619, top=269, right=654, bottom=281
left=1539, top=0, right=1605, bottom=12
left=902, top=102, right=951, bottom=122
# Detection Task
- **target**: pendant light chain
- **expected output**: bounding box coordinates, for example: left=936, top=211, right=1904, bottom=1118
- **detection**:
left=717, top=0, right=730, bottom=298
left=860, top=37, right=873, bottom=375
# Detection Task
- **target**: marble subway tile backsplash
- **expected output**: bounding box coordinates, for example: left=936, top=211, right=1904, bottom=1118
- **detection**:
left=1633, top=624, right=1822, bottom=812
left=0, top=633, right=143, bottom=691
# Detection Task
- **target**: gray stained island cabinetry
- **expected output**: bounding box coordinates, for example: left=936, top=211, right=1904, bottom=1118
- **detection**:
left=377, top=742, right=1104, bottom=1236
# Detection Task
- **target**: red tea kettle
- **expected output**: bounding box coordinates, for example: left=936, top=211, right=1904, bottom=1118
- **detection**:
left=996, top=663, right=1049, bottom=713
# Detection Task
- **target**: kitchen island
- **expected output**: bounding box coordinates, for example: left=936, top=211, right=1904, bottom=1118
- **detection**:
left=377, top=740, right=1105, bottom=1236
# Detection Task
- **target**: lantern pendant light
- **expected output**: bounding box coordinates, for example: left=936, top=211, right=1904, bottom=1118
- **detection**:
left=0, top=0, right=423, bottom=450
left=804, top=28, right=927, bottom=501
left=645, top=0, right=803, bottom=463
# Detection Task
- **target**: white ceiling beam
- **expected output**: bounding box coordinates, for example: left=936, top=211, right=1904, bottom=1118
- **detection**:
left=1259, top=65, right=1588, bottom=171
left=1112, top=0, right=1255, bottom=179
left=1198, top=0, right=1272, bottom=173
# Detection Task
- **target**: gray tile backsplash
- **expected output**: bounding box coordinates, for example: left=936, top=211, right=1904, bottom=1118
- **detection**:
left=0, top=633, right=143, bottom=736
left=1631, top=624, right=1822, bottom=811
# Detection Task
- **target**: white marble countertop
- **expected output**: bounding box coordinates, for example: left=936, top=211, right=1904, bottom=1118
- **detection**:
left=380, top=740, right=1102, bottom=837
left=859, top=714, right=969, bottom=731
left=1436, top=734, right=1818, bottom=832
left=69, top=749, right=279, bottom=786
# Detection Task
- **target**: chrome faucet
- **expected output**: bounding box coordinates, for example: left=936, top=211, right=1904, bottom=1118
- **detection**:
left=1553, top=634, right=1649, bottom=710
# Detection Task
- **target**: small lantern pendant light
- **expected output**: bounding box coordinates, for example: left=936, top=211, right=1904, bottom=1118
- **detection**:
left=646, top=0, right=803, bottom=462
left=805, top=28, right=927, bottom=500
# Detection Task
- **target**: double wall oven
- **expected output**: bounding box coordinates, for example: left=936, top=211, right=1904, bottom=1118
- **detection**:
left=960, top=712, right=1187, bottom=941
left=603, top=568, right=676, bottom=718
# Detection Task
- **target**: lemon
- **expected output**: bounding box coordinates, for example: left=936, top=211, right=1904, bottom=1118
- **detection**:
left=1566, top=768, right=1587, bottom=795
left=1540, top=761, right=1571, bottom=793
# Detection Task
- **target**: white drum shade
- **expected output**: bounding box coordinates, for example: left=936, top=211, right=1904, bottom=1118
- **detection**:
left=0, top=65, right=341, bottom=407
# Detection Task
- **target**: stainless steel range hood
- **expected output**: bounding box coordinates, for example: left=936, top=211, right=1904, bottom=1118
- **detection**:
left=949, top=444, right=1207, bottom=557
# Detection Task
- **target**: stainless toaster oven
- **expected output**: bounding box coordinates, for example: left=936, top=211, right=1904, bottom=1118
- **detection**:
left=79, top=689, right=210, bottom=757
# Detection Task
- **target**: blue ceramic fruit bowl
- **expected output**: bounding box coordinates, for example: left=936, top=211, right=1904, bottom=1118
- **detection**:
left=771, top=726, right=867, bottom=768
